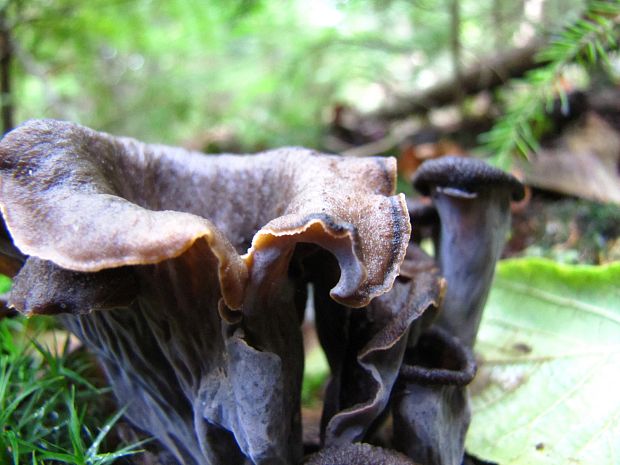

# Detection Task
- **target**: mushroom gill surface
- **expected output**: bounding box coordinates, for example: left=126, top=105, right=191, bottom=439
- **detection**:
left=0, top=119, right=412, bottom=465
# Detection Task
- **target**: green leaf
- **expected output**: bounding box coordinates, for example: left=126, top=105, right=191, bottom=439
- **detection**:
left=85, top=407, right=127, bottom=459
left=0, top=274, right=11, bottom=293
left=467, top=258, right=620, bottom=464
left=302, top=345, right=329, bottom=406
left=36, top=450, right=81, bottom=463
left=67, top=387, right=87, bottom=462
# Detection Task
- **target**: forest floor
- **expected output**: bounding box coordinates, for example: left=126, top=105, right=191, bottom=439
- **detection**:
left=506, top=191, right=620, bottom=265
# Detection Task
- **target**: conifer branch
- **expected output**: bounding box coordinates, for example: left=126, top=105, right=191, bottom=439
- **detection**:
left=481, top=0, right=620, bottom=167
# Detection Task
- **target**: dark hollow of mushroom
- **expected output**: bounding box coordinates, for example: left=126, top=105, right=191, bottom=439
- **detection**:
left=0, top=120, right=523, bottom=465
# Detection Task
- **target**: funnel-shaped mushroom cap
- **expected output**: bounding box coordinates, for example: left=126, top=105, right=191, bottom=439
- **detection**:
left=392, top=327, right=476, bottom=465
left=305, top=443, right=420, bottom=465
left=315, top=244, right=443, bottom=446
left=0, top=120, right=411, bottom=465
left=413, top=156, right=525, bottom=201
left=412, top=156, right=524, bottom=347
left=0, top=119, right=410, bottom=310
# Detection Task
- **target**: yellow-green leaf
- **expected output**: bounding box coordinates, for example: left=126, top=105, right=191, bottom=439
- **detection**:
left=467, top=258, right=620, bottom=465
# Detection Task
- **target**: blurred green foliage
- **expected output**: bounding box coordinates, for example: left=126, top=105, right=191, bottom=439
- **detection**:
left=302, top=343, right=329, bottom=407
left=5, top=0, right=586, bottom=150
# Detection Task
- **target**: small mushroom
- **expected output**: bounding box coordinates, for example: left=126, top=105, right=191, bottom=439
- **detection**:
left=313, top=243, right=443, bottom=446
left=0, top=120, right=411, bottom=465
left=391, top=326, right=477, bottom=465
left=305, top=442, right=419, bottom=465
left=412, top=156, right=524, bottom=347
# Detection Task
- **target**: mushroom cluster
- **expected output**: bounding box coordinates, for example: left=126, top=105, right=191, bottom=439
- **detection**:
left=0, top=120, right=523, bottom=465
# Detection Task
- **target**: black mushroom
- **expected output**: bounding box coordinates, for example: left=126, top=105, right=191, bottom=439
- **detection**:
left=392, top=326, right=477, bottom=465
left=384, top=155, right=523, bottom=465
left=412, top=156, right=525, bottom=347
left=0, top=120, right=412, bottom=465
left=305, top=442, right=419, bottom=465
left=0, top=120, right=524, bottom=465
left=314, top=242, right=442, bottom=447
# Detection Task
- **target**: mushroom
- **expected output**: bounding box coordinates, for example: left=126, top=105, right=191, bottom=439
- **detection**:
left=405, top=198, right=439, bottom=247
left=313, top=243, right=442, bottom=446
left=305, top=442, right=419, bottom=465
left=412, top=156, right=524, bottom=347
left=391, top=326, right=477, bottom=465
left=0, top=119, right=412, bottom=465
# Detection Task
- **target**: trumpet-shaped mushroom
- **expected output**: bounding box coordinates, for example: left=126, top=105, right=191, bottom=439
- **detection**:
left=412, top=156, right=524, bottom=347
left=392, top=326, right=477, bottom=465
left=305, top=442, right=419, bottom=465
left=0, top=120, right=412, bottom=465
left=314, top=243, right=442, bottom=446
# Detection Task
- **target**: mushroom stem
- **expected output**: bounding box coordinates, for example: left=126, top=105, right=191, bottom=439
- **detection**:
left=412, top=156, right=524, bottom=347
left=392, top=327, right=476, bottom=465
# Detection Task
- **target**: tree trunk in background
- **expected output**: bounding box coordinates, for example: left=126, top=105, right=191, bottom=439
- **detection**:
left=0, top=9, right=13, bottom=134
left=449, top=0, right=465, bottom=107
left=492, top=0, right=504, bottom=49
left=371, top=39, right=545, bottom=120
